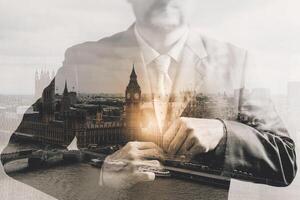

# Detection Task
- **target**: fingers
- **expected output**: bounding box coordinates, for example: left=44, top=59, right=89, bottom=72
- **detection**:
left=100, top=160, right=156, bottom=189
left=120, top=141, right=164, bottom=161
left=102, top=158, right=131, bottom=172
left=139, top=148, right=165, bottom=161
left=134, top=171, right=155, bottom=182
left=177, top=134, right=197, bottom=155
left=132, top=160, right=158, bottom=183
left=132, top=160, right=161, bottom=168
left=167, top=122, right=191, bottom=155
left=185, top=142, right=206, bottom=158
left=126, top=141, right=161, bottom=150
left=163, top=118, right=181, bottom=151
left=135, top=142, right=160, bottom=150
left=184, top=135, right=197, bottom=151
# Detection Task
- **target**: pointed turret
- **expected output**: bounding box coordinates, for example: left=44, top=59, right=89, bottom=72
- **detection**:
left=61, top=80, right=71, bottom=113
left=63, top=81, right=69, bottom=95
left=127, top=65, right=140, bottom=92
left=130, top=64, right=137, bottom=79
left=51, top=70, right=56, bottom=79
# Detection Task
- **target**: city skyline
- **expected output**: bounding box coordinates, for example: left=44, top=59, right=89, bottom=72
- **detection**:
left=0, top=65, right=299, bottom=96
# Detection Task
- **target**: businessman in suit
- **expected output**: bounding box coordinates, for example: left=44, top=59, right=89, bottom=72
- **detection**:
left=53, top=0, right=297, bottom=189
left=4, top=0, right=297, bottom=191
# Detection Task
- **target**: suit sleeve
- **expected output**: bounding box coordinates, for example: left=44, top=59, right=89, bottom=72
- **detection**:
left=219, top=53, right=297, bottom=187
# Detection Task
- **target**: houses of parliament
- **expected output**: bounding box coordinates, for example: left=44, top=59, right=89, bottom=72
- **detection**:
left=14, top=64, right=239, bottom=148
left=15, top=66, right=144, bottom=148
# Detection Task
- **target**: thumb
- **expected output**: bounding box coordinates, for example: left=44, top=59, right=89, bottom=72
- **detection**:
left=134, top=171, right=155, bottom=183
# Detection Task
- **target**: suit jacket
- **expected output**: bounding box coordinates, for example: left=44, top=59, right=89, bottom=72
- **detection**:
left=6, top=25, right=298, bottom=187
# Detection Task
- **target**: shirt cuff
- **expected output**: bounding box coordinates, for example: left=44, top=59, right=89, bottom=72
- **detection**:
left=213, top=118, right=228, bottom=171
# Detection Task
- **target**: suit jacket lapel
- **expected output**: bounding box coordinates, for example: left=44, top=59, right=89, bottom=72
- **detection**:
left=165, top=31, right=209, bottom=125
left=165, top=49, right=199, bottom=126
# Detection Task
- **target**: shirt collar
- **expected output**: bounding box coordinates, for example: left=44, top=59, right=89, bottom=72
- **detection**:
left=134, top=25, right=190, bottom=65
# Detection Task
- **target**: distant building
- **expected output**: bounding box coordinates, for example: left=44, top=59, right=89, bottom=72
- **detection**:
left=35, top=69, right=55, bottom=99
left=17, top=66, right=142, bottom=148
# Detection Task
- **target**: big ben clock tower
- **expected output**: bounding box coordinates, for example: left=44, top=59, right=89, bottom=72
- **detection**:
left=125, top=65, right=141, bottom=141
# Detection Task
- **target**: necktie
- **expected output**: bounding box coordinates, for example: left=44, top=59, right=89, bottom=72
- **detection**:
left=153, top=55, right=172, bottom=97
left=152, top=55, right=172, bottom=134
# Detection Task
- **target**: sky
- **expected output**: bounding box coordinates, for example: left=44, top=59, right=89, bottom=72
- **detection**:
left=0, top=0, right=300, bottom=95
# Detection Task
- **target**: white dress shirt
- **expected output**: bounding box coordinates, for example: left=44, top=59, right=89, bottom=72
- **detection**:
left=134, top=25, right=190, bottom=132
left=134, top=25, right=189, bottom=84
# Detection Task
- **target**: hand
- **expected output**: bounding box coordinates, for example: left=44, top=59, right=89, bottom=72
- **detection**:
left=163, top=117, right=224, bottom=159
left=99, top=141, right=165, bottom=189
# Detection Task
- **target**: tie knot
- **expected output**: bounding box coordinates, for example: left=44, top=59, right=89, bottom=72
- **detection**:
left=154, top=55, right=171, bottom=73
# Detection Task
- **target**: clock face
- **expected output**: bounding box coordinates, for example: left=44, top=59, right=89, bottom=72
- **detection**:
left=127, top=93, right=131, bottom=99
left=134, top=93, right=140, bottom=99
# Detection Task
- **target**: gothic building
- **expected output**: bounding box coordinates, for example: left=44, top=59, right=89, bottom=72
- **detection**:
left=18, top=65, right=143, bottom=147
left=60, top=81, right=71, bottom=113
left=41, top=78, right=55, bottom=123
left=125, top=66, right=142, bottom=141
left=35, top=69, right=55, bottom=99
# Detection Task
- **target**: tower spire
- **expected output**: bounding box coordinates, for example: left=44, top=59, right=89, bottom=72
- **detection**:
left=63, top=81, right=69, bottom=95
left=130, top=64, right=137, bottom=79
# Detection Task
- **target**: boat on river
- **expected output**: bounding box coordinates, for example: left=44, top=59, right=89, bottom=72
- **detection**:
left=89, top=158, right=104, bottom=168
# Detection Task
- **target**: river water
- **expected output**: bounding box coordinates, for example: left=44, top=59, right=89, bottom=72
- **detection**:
left=3, top=142, right=229, bottom=200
